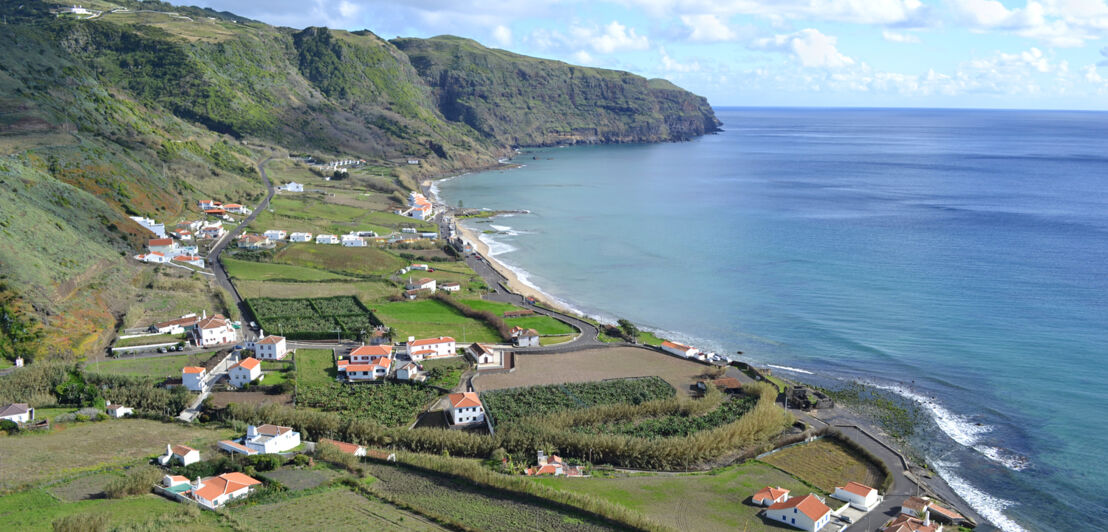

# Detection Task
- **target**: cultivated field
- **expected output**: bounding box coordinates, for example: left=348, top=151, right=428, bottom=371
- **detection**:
left=0, top=419, right=234, bottom=488
left=236, top=487, right=447, bottom=531
left=373, top=300, right=501, bottom=344
left=208, top=390, right=293, bottom=408
left=475, top=347, right=712, bottom=394
left=760, top=438, right=885, bottom=492
left=275, top=244, right=404, bottom=277
left=534, top=461, right=817, bottom=532
left=246, top=296, right=381, bottom=340
left=87, top=352, right=216, bottom=379
left=262, top=467, right=343, bottom=491
left=295, top=348, right=336, bottom=387
left=481, top=377, right=675, bottom=426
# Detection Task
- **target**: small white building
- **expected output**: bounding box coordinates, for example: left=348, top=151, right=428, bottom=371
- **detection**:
left=765, top=494, right=833, bottom=532
left=406, top=336, right=456, bottom=360
left=661, top=340, right=700, bottom=358
left=832, top=481, right=881, bottom=510
left=447, top=392, right=484, bottom=426
left=105, top=402, right=133, bottom=418
left=409, top=263, right=429, bottom=271
left=440, top=281, right=461, bottom=292
left=319, top=438, right=366, bottom=457
left=289, top=232, right=313, bottom=242
left=193, top=314, right=235, bottom=347
left=220, top=424, right=301, bottom=455
left=147, top=238, right=178, bottom=255
left=223, top=204, right=251, bottom=215
left=406, top=277, right=436, bottom=293
left=172, top=255, right=205, bottom=268
left=315, top=234, right=340, bottom=245
left=753, top=486, right=790, bottom=506
left=247, top=335, right=288, bottom=360
left=228, top=357, right=262, bottom=388
left=237, top=234, right=272, bottom=250
left=135, top=251, right=168, bottom=264
left=198, top=222, right=225, bottom=240
left=153, top=314, right=200, bottom=335
left=341, top=234, right=367, bottom=247
left=159, top=444, right=200, bottom=466
left=199, top=200, right=222, bottom=210
left=464, top=343, right=498, bottom=365
left=263, top=229, right=287, bottom=241
left=395, top=362, right=422, bottom=381
left=185, top=472, right=261, bottom=510
left=0, top=403, right=34, bottom=424
left=182, top=366, right=207, bottom=392
left=511, top=327, right=540, bottom=347
left=282, top=182, right=304, bottom=192
left=130, top=216, right=166, bottom=238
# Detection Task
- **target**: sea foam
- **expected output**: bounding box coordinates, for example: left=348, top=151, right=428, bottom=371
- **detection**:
left=767, top=364, right=814, bottom=375
left=932, top=461, right=1029, bottom=532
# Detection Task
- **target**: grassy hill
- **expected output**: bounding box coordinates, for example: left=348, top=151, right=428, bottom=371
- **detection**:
left=0, top=0, right=720, bottom=361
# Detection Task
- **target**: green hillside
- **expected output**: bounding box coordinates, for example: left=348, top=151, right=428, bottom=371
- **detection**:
left=0, top=0, right=720, bottom=360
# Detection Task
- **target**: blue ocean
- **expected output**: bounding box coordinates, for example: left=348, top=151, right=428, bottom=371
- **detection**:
left=434, top=108, right=1108, bottom=532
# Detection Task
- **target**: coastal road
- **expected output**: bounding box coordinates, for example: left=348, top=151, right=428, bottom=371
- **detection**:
left=207, top=156, right=276, bottom=340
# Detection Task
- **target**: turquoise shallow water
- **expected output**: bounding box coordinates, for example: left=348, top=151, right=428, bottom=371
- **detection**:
left=435, top=108, right=1108, bottom=532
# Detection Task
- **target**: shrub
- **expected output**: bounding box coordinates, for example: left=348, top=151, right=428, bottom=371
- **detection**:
left=104, top=465, right=162, bottom=498
left=288, top=453, right=312, bottom=467
left=53, top=513, right=109, bottom=532
left=247, top=454, right=282, bottom=472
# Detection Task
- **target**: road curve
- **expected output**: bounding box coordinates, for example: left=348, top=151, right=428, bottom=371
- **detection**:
left=207, top=156, right=276, bottom=341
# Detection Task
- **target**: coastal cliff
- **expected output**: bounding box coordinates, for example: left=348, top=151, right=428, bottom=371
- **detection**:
left=392, top=35, right=722, bottom=146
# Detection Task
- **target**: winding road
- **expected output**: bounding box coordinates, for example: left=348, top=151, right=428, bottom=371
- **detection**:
left=206, top=156, right=275, bottom=341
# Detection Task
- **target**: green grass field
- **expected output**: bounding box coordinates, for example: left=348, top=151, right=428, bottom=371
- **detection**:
left=88, top=353, right=214, bottom=379
left=236, top=279, right=399, bottom=304
left=0, top=419, right=234, bottom=489
left=373, top=300, right=501, bottom=344
left=32, top=406, right=78, bottom=421
left=274, top=244, right=404, bottom=277
left=457, top=299, right=575, bottom=335
left=235, top=486, right=446, bottom=531
left=0, top=489, right=226, bottom=532
left=421, top=357, right=468, bottom=389
left=113, top=333, right=185, bottom=348
left=295, top=349, right=337, bottom=388
left=759, top=438, right=885, bottom=492
left=224, top=257, right=352, bottom=282
left=534, top=461, right=819, bottom=532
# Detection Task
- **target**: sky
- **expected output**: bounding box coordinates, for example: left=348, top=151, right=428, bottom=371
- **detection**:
left=186, top=0, right=1108, bottom=110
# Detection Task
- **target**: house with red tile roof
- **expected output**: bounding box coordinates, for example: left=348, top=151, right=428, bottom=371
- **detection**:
left=661, top=340, right=699, bottom=358
left=525, top=450, right=584, bottom=477
left=447, top=392, right=484, bottom=426
left=148, top=238, right=178, bottom=255
left=182, top=366, right=207, bottom=392
left=405, top=277, right=436, bottom=293
left=900, top=497, right=963, bottom=526
left=406, top=336, right=455, bottom=360
left=192, top=314, right=234, bottom=348
left=229, top=357, right=262, bottom=388
left=510, top=327, right=540, bottom=347
left=186, top=472, right=261, bottom=510
left=343, top=358, right=391, bottom=381
left=349, top=345, right=392, bottom=363
left=464, top=343, right=498, bottom=366
left=159, top=444, right=200, bottom=466
left=246, top=335, right=288, bottom=360
left=152, top=314, right=201, bottom=334
left=764, top=493, right=833, bottom=532
left=172, top=255, right=205, bottom=268
left=883, top=513, right=942, bottom=532
left=832, top=481, right=881, bottom=510
left=752, top=486, right=790, bottom=506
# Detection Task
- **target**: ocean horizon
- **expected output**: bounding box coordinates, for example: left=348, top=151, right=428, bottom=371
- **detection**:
left=435, top=107, right=1108, bottom=532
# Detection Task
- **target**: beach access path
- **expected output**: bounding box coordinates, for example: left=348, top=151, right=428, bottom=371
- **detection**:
left=207, top=156, right=276, bottom=341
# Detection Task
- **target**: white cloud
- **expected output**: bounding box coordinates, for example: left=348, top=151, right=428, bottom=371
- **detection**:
left=492, top=24, right=512, bottom=46
left=680, top=14, right=737, bottom=41
left=1085, top=64, right=1104, bottom=82
left=659, top=46, right=701, bottom=71
left=338, top=1, right=361, bottom=18
left=882, top=29, right=921, bottom=43
left=751, top=28, right=855, bottom=68
left=948, top=0, right=1106, bottom=47
left=571, top=21, right=650, bottom=53
left=571, top=50, right=596, bottom=64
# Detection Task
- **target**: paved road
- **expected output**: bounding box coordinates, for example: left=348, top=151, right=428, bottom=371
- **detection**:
left=207, top=156, right=276, bottom=341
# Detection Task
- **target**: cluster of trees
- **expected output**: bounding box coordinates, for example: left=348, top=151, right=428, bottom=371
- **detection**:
left=0, top=362, right=189, bottom=417
left=0, top=281, right=43, bottom=364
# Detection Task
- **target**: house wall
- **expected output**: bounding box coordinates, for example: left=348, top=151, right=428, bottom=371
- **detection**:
left=0, top=410, right=32, bottom=423
left=183, top=373, right=206, bottom=392
left=764, top=508, right=823, bottom=532
left=450, top=405, right=485, bottom=425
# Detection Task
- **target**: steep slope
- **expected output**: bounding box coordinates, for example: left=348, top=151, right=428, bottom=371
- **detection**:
left=391, top=35, right=721, bottom=146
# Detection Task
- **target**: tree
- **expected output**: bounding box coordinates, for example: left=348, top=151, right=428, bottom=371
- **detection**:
left=0, top=283, right=43, bottom=364
left=617, top=319, right=638, bottom=343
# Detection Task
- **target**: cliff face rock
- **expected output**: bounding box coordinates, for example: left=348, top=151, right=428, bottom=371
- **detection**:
left=391, top=36, right=722, bottom=146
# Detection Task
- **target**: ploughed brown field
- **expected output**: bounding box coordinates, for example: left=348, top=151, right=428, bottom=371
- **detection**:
left=474, top=346, right=711, bottom=394
left=208, top=390, right=293, bottom=408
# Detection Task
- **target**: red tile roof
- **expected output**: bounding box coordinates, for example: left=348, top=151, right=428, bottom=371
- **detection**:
left=409, top=336, right=455, bottom=346
left=752, top=486, right=790, bottom=504
left=148, top=238, right=173, bottom=247
left=840, top=481, right=876, bottom=497
left=257, top=335, right=285, bottom=344
left=662, top=340, right=693, bottom=351
left=233, top=357, right=260, bottom=371
left=768, top=494, right=831, bottom=521
left=320, top=438, right=363, bottom=455
left=927, top=502, right=963, bottom=520
left=448, top=392, right=482, bottom=409
left=171, top=444, right=196, bottom=456
left=350, top=345, right=392, bottom=357
left=182, top=366, right=205, bottom=374
left=192, top=472, right=260, bottom=502
left=255, top=424, right=292, bottom=436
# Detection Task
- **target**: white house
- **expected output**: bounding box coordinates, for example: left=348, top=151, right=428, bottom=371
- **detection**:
left=406, top=336, right=456, bottom=360
left=172, top=255, right=205, bottom=268
left=186, top=472, right=261, bottom=510
left=409, top=263, right=429, bottom=271
left=0, top=403, right=34, bottom=424
left=343, top=358, right=391, bottom=381
left=282, top=182, right=304, bottom=192
left=130, top=216, right=166, bottom=238
left=148, top=238, right=178, bottom=255
left=406, top=277, right=436, bottom=293
left=135, top=251, right=168, bottom=264
left=752, top=486, right=790, bottom=506
left=883, top=513, right=942, bottom=532
left=193, top=314, right=235, bottom=347
left=223, top=203, right=251, bottom=215
left=105, top=402, right=133, bottom=418
left=464, top=343, right=497, bottom=365
left=159, top=444, right=200, bottom=466
left=447, top=392, right=484, bottom=426
left=182, top=366, right=207, bottom=392
left=220, top=424, right=301, bottom=455
left=247, top=335, right=288, bottom=360
left=171, top=229, right=193, bottom=240
left=153, top=314, right=200, bottom=334
left=289, top=232, right=313, bottom=242
left=661, top=340, right=700, bottom=358
left=395, top=362, right=422, bottom=381
left=341, top=234, right=367, bottom=247
left=263, top=229, right=287, bottom=241
left=349, top=345, right=392, bottom=363
left=765, top=494, right=833, bottom=532
left=198, top=200, right=222, bottom=210
left=832, top=481, right=881, bottom=510
left=315, top=234, right=339, bottom=245
left=228, top=357, right=262, bottom=388
left=198, top=222, right=225, bottom=240
left=510, top=327, right=540, bottom=347
left=440, top=281, right=461, bottom=292
left=237, top=234, right=272, bottom=250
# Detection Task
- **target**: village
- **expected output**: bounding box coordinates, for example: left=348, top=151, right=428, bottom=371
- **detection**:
left=0, top=153, right=975, bottom=532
